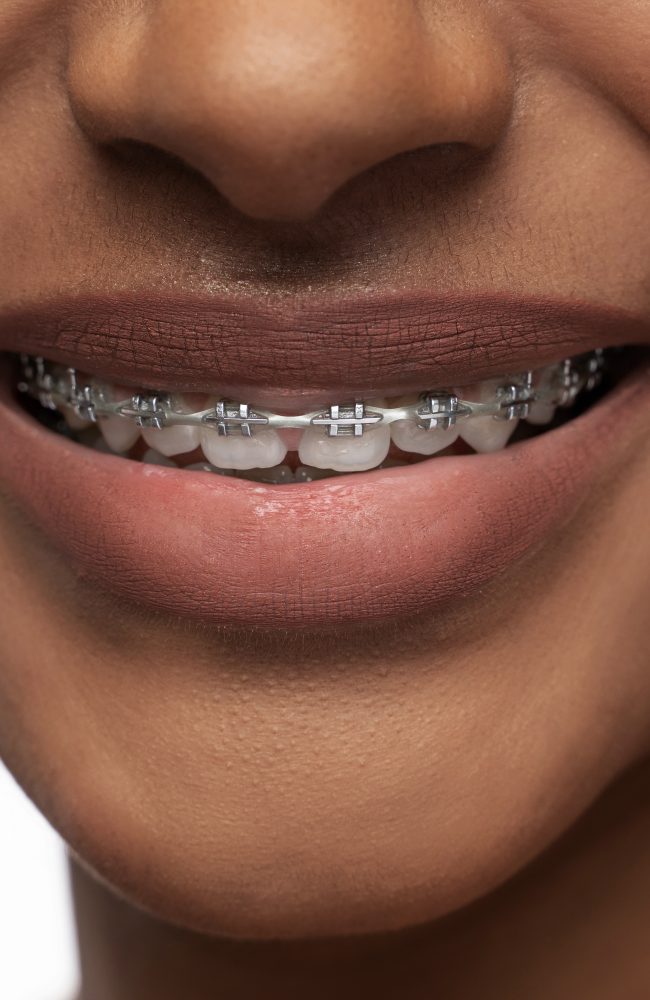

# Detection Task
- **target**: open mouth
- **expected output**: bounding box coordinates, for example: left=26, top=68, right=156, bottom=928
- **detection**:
left=11, top=346, right=622, bottom=484
left=1, top=293, right=648, bottom=629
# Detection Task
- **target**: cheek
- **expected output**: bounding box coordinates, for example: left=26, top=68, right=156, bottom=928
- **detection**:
left=521, top=0, right=650, bottom=134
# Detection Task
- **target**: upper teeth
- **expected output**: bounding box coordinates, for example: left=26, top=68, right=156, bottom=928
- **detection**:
left=391, top=417, right=459, bottom=456
left=456, top=378, right=521, bottom=453
left=140, top=394, right=202, bottom=457
left=200, top=424, right=288, bottom=470
left=299, top=422, right=391, bottom=472
left=17, top=350, right=605, bottom=473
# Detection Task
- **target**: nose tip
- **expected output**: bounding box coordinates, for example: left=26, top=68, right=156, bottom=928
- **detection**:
left=68, top=2, right=514, bottom=222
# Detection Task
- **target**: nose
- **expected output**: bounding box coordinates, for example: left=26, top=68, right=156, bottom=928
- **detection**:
left=68, top=1, right=513, bottom=222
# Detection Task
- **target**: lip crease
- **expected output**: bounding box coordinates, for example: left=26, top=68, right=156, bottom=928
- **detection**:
left=0, top=291, right=648, bottom=409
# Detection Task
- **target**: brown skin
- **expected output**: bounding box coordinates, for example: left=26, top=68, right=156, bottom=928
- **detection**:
left=0, top=1, right=649, bottom=997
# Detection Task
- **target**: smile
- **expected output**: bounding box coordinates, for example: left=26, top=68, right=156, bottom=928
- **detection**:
left=16, top=349, right=606, bottom=482
left=1, top=293, right=648, bottom=629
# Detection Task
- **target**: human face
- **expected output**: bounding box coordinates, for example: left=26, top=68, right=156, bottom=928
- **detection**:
left=0, top=0, right=648, bottom=939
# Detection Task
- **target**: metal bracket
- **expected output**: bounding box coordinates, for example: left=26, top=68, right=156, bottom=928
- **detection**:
left=495, top=372, right=533, bottom=420
left=31, top=356, right=58, bottom=410
left=415, top=394, right=460, bottom=431
left=554, top=360, right=582, bottom=408
left=15, top=351, right=607, bottom=442
left=311, top=403, right=383, bottom=437
left=119, top=393, right=172, bottom=430
left=204, top=401, right=270, bottom=437
left=67, top=369, right=99, bottom=422
left=584, top=349, right=604, bottom=392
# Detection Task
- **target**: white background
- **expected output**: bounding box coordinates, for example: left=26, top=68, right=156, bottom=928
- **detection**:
left=0, top=761, right=80, bottom=1000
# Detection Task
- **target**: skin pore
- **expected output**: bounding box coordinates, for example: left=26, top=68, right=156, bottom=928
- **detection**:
left=0, top=1, right=649, bottom=998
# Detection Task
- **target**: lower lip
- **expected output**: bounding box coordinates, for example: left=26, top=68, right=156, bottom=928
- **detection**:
left=1, top=365, right=648, bottom=630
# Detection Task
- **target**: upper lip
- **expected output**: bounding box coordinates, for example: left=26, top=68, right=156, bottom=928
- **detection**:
left=1, top=291, right=648, bottom=409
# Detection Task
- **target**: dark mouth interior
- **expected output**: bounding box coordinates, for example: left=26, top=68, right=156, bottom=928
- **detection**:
left=8, top=346, right=644, bottom=484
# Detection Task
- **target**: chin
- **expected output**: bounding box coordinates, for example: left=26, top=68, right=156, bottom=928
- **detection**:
left=4, top=631, right=643, bottom=943
left=55, top=749, right=624, bottom=941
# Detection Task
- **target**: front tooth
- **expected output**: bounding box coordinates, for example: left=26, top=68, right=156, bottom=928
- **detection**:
left=98, top=414, right=141, bottom=453
left=458, top=378, right=519, bottom=454
left=391, top=419, right=459, bottom=456
left=141, top=396, right=201, bottom=456
left=200, top=426, right=287, bottom=471
left=298, top=423, right=391, bottom=472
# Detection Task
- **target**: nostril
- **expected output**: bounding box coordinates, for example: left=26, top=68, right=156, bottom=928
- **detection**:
left=66, top=0, right=514, bottom=223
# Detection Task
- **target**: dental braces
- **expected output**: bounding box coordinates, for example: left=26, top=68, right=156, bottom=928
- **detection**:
left=16, top=349, right=605, bottom=437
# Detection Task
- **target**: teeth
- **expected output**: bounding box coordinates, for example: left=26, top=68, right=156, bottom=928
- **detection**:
left=62, top=405, right=93, bottom=431
left=141, top=396, right=201, bottom=456
left=391, top=419, right=459, bottom=456
left=98, top=414, right=141, bottom=453
left=460, top=416, right=518, bottom=453
left=21, top=353, right=600, bottom=476
left=458, top=379, right=519, bottom=454
left=185, top=462, right=235, bottom=476
left=525, top=367, right=558, bottom=426
left=142, top=449, right=177, bottom=467
left=142, top=421, right=200, bottom=456
left=200, top=426, right=287, bottom=471
left=526, top=400, right=556, bottom=426
left=298, top=423, right=391, bottom=472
